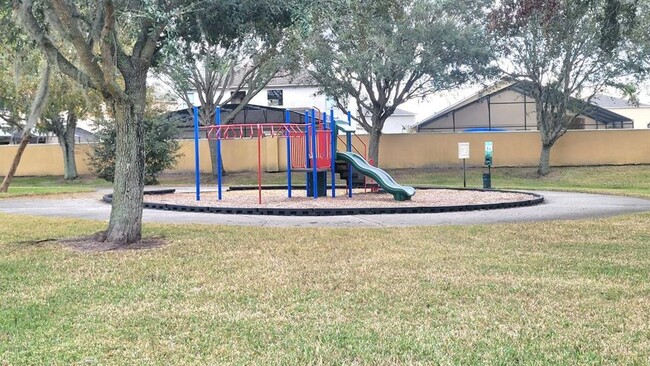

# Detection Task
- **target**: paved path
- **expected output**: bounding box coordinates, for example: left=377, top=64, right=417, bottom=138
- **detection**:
left=1, top=190, right=649, bottom=227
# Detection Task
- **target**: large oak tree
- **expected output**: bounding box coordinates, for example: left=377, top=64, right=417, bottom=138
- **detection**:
left=14, top=0, right=201, bottom=244
left=490, top=0, right=643, bottom=175
left=15, top=0, right=301, bottom=244
left=302, top=0, right=494, bottom=165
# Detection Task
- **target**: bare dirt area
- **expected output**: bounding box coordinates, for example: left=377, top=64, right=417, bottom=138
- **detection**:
left=59, top=232, right=166, bottom=252
left=144, top=188, right=536, bottom=209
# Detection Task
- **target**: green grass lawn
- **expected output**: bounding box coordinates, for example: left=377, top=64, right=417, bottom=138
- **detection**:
left=1, top=166, right=650, bottom=363
left=158, top=164, right=650, bottom=198
left=0, top=176, right=110, bottom=197
left=3, top=165, right=649, bottom=198
left=388, top=165, right=650, bottom=198
left=1, top=213, right=649, bottom=364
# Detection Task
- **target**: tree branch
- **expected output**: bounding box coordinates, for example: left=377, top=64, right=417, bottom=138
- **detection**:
left=15, top=0, right=97, bottom=93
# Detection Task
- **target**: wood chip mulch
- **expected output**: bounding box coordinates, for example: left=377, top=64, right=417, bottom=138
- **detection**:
left=144, top=189, right=535, bottom=209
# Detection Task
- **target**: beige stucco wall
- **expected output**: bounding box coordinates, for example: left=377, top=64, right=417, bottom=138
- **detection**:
left=0, top=143, right=94, bottom=176
left=376, top=130, right=650, bottom=168
left=1, top=130, right=649, bottom=177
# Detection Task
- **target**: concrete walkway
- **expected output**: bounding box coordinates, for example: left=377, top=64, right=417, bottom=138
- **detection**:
left=1, top=190, right=649, bottom=227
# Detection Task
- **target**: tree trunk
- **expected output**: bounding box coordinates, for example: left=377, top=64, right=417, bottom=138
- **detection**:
left=60, top=113, right=78, bottom=180
left=208, top=139, right=218, bottom=177
left=104, top=90, right=146, bottom=244
left=0, top=134, right=30, bottom=193
left=0, top=61, right=50, bottom=192
left=368, top=129, right=382, bottom=166
left=537, top=143, right=552, bottom=176
left=207, top=140, right=228, bottom=178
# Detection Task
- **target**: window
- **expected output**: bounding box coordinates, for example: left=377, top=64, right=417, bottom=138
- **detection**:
left=267, top=90, right=283, bottom=106
left=185, top=91, right=195, bottom=104
left=231, top=91, right=246, bottom=104
left=325, top=96, right=335, bottom=110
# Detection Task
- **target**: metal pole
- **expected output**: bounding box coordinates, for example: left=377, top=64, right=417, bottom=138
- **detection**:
left=216, top=106, right=222, bottom=200
left=463, top=159, right=466, bottom=188
left=347, top=111, right=352, bottom=198
left=487, top=96, right=492, bottom=130
left=323, top=111, right=328, bottom=196
left=257, top=124, right=262, bottom=204
left=311, top=109, right=317, bottom=199
left=193, top=106, right=200, bottom=201
left=523, top=95, right=528, bottom=130
left=285, top=109, right=292, bottom=198
left=452, top=111, right=456, bottom=132
left=330, top=109, right=336, bottom=198
left=304, top=111, right=310, bottom=196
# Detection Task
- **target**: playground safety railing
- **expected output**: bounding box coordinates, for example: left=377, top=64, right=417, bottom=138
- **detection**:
left=290, top=128, right=332, bottom=170
left=203, top=123, right=306, bottom=140
left=336, top=134, right=377, bottom=192
left=337, top=135, right=367, bottom=161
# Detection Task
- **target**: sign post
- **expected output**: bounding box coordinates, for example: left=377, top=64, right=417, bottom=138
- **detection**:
left=458, top=142, right=470, bottom=188
left=483, top=141, right=493, bottom=189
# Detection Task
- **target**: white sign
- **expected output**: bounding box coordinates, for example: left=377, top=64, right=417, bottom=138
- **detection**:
left=485, top=141, right=493, bottom=156
left=458, top=142, right=470, bottom=159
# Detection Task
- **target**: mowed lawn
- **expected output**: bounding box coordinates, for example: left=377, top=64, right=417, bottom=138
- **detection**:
left=0, top=176, right=109, bottom=197
left=160, top=165, right=650, bottom=198
left=3, top=165, right=650, bottom=198
left=1, top=212, right=649, bottom=364
left=1, top=165, right=650, bottom=364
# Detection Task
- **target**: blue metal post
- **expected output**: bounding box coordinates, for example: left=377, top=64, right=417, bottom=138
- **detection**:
left=330, top=110, right=336, bottom=198
left=323, top=111, right=328, bottom=196
left=304, top=111, right=310, bottom=196
left=216, top=106, right=222, bottom=200
left=347, top=111, right=353, bottom=198
left=311, top=109, right=318, bottom=199
left=193, top=106, right=201, bottom=201
left=285, top=109, right=292, bottom=198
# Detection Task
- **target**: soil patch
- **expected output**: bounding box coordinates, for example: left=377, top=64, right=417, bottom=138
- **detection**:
left=60, top=232, right=166, bottom=252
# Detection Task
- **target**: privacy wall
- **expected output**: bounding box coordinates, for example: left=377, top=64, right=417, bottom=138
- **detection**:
left=1, top=130, right=648, bottom=176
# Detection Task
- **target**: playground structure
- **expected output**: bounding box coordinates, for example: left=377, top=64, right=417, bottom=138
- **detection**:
left=192, top=107, right=415, bottom=204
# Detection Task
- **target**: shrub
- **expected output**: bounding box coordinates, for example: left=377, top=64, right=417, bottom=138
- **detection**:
left=88, top=117, right=182, bottom=185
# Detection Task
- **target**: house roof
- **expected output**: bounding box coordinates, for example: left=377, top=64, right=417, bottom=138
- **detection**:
left=362, top=107, right=416, bottom=117
left=389, top=107, right=416, bottom=116
left=227, top=70, right=316, bottom=89
left=415, top=81, right=633, bottom=131
left=75, top=127, right=97, bottom=140
left=164, top=103, right=309, bottom=127
left=590, top=94, right=650, bottom=108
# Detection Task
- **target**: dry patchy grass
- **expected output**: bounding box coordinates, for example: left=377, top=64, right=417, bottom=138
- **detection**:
left=1, top=213, right=649, bottom=364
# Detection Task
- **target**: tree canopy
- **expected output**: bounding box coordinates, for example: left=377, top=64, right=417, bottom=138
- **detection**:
left=156, top=0, right=299, bottom=126
left=13, top=0, right=305, bottom=244
left=489, top=0, right=644, bottom=175
left=302, top=0, right=495, bottom=164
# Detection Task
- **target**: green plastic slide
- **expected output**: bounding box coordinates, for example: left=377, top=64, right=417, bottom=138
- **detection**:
left=336, top=151, right=415, bottom=201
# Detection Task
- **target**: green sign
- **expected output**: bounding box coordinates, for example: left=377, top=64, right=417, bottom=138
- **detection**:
left=484, top=141, right=493, bottom=166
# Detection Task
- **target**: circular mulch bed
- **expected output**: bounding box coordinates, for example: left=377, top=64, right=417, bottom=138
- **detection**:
left=106, top=187, right=544, bottom=216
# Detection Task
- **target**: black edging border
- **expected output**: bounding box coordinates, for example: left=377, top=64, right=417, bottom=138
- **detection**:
left=103, top=187, right=544, bottom=216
